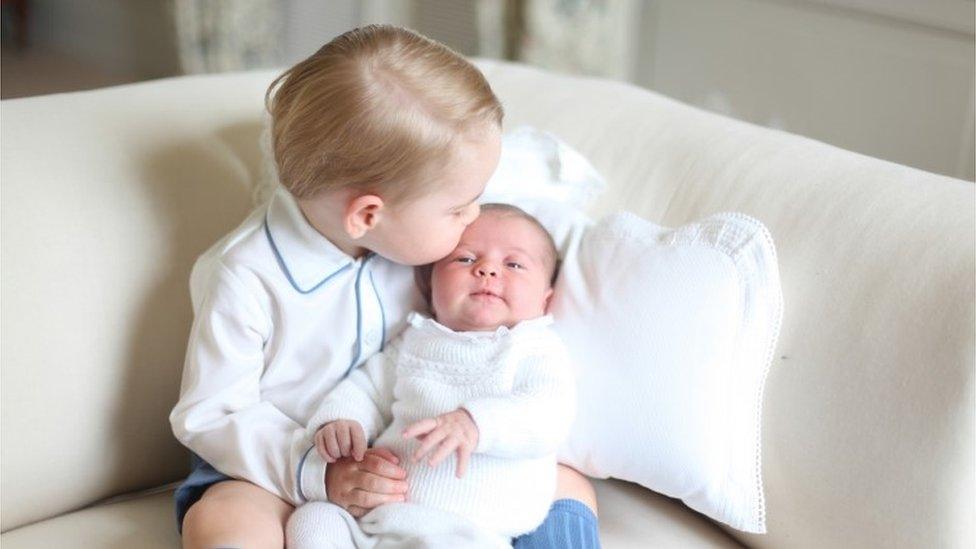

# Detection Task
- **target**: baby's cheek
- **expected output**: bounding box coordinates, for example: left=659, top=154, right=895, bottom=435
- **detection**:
left=514, top=287, right=548, bottom=319
left=430, top=286, right=455, bottom=319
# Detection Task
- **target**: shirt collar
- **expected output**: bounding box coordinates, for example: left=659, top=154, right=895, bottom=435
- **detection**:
left=264, top=185, right=357, bottom=294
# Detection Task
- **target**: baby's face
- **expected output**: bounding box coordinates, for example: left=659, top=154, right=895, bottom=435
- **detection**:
left=430, top=211, right=555, bottom=332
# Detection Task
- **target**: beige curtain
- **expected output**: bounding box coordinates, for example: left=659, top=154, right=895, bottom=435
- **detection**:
left=174, top=0, right=285, bottom=74
left=478, top=0, right=638, bottom=81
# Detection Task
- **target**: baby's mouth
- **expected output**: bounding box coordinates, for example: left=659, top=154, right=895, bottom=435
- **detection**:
left=470, top=289, right=503, bottom=301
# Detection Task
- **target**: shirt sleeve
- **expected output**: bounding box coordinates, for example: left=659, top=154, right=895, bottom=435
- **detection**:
left=462, top=340, right=576, bottom=459
left=169, top=262, right=326, bottom=505
left=305, top=348, right=398, bottom=444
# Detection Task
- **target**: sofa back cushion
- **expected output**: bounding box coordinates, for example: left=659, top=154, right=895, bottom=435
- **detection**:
left=0, top=72, right=277, bottom=530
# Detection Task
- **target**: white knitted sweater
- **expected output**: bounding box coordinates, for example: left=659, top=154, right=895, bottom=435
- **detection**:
left=307, top=312, right=576, bottom=538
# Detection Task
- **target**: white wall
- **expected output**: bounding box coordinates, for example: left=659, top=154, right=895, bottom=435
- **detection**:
left=629, top=0, right=975, bottom=181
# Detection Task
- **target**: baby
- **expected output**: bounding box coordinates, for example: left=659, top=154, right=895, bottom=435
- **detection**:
left=286, top=204, right=575, bottom=548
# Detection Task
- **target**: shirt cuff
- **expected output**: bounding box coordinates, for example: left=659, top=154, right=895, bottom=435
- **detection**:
left=298, top=445, right=329, bottom=502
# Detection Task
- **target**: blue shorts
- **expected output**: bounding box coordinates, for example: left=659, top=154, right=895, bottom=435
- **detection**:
left=173, top=454, right=231, bottom=533
left=174, top=456, right=601, bottom=547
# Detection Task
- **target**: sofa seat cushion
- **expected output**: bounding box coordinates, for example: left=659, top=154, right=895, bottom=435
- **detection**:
left=594, top=479, right=743, bottom=548
left=0, top=488, right=180, bottom=548
left=0, top=480, right=741, bottom=548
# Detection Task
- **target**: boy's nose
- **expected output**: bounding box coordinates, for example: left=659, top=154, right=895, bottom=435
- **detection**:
left=476, top=265, right=497, bottom=277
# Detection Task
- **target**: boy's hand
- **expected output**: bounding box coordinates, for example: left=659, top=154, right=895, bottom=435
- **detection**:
left=325, top=447, right=408, bottom=518
left=402, top=408, right=479, bottom=478
left=314, top=420, right=367, bottom=463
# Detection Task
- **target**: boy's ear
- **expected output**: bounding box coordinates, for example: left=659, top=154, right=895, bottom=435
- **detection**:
left=344, top=194, right=385, bottom=239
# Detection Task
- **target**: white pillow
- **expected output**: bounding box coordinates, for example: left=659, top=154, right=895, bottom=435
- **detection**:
left=481, top=126, right=602, bottom=256
left=551, top=211, right=782, bottom=534
left=482, top=125, right=606, bottom=211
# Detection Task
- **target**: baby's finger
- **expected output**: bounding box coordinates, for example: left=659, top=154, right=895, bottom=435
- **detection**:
left=456, top=446, right=471, bottom=478
left=355, top=471, right=409, bottom=495
left=360, top=452, right=407, bottom=480
left=412, top=429, right=448, bottom=462
left=325, top=429, right=341, bottom=461
left=352, top=488, right=407, bottom=510
left=366, top=446, right=400, bottom=466
left=336, top=425, right=352, bottom=457
left=401, top=418, right=437, bottom=439
left=351, top=425, right=367, bottom=461
left=314, top=431, right=335, bottom=463
left=427, top=438, right=459, bottom=468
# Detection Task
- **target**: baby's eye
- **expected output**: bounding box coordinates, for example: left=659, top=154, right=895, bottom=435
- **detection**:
left=506, top=261, right=525, bottom=270
left=455, top=257, right=475, bottom=264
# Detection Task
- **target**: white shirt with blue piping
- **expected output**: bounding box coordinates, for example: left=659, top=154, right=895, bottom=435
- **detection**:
left=169, top=185, right=424, bottom=505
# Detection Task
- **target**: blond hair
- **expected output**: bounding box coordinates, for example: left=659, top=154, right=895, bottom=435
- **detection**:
left=265, top=25, right=504, bottom=202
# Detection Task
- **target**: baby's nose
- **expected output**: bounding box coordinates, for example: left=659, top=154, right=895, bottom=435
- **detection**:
left=476, top=266, right=497, bottom=277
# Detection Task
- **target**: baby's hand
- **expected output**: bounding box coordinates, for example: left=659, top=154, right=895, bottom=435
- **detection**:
left=315, top=420, right=367, bottom=463
left=402, top=408, right=479, bottom=478
left=326, top=447, right=408, bottom=517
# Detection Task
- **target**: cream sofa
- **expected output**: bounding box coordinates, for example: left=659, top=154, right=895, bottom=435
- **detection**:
left=1, top=59, right=973, bottom=548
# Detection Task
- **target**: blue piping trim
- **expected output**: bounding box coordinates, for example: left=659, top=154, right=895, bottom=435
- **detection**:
left=296, top=445, right=315, bottom=503
left=346, top=253, right=375, bottom=376
left=368, top=269, right=387, bottom=352
left=263, top=218, right=351, bottom=294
